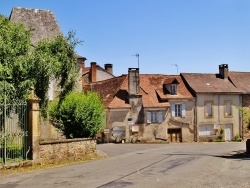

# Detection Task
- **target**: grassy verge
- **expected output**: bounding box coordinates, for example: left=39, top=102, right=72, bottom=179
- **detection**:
left=0, top=154, right=106, bottom=177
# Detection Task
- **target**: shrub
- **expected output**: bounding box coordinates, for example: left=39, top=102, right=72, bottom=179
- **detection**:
left=49, top=91, right=105, bottom=138
left=232, top=135, right=242, bottom=142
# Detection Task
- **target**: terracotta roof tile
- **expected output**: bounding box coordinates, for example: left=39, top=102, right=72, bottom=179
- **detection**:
left=229, top=72, right=250, bottom=93
left=83, top=74, right=193, bottom=109
left=181, top=73, right=241, bottom=93
left=83, top=75, right=128, bottom=107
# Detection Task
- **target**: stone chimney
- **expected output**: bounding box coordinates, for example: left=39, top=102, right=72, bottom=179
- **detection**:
left=77, top=57, right=87, bottom=73
left=90, top=62, right=97, bottom=82
left=219, top=64, right=228, bottom=79
left=104, top=64, right=113, bottom=74
left=128, top=68, right=142, bottom=129
left=128, top=68, right=140, bottom=95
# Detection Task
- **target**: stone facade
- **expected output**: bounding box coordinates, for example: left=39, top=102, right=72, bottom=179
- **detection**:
left=242, top=94, right=250, bottom=140
left=39, top=138, right=96, bottom=164
left=196, top=93, right=241, bottom=141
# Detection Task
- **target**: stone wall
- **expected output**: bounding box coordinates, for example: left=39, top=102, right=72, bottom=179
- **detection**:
left=39, top=138, right=96, bottom=164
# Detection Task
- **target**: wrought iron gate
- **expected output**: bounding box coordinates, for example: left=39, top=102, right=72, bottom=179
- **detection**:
left=0, top=100, right=30, bottom=165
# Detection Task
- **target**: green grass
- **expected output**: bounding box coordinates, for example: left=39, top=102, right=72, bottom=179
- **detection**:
left=0, top=154, right=107, bottom=177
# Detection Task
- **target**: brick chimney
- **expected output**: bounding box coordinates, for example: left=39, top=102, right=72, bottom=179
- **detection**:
left=128, top=68, right=140, bottom=95
left=90, top=62, right=97, bottom=82
left=104, top=64, right=113, bottom=74
left=219, top=64, right=228, bottom=79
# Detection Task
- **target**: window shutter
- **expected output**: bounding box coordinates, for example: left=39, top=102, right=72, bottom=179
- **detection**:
left=206, top=103, right=212, bottom=116
left=158, top=111, right=163, bottom=123
left=147, top=112, right=151, bottom=123
left=181, top=103, right=186, bottom=118
left=171, top=104, right=175, bottom=118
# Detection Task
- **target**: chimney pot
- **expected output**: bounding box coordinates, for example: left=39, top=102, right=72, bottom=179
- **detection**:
left=219, top=64, right=228, bottom=79
left=128, top=68, right=140, bottom=95
left=104, top=64, right=113, bottom=74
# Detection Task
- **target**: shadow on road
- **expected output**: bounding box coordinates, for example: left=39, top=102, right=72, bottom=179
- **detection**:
left=214, top=150, right=250, bottom=160
left=160, top=150, right=250, bottom=161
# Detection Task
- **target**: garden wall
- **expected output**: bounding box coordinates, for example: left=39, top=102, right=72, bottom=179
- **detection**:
left=39, top=138, right=96, bottom=164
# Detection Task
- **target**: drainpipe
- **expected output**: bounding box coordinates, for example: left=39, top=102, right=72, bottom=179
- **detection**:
left=218, top=95, right=220, bottom=124
left=194, top=99, right=197, bottom=142
left=240, top=95, right=243, bottom=139
left=218, top=95, right=220, bottom=137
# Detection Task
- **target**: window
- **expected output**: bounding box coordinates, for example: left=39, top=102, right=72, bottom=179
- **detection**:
left=170, top=84, right=177, bottom=95
left=205, top=101, right=213, bottom=118
left=225, top=101, right=232, bottom=117
left=127, top=117, right=134, bottom=125
left=171, top=103, right=186, bottom=118
left=147, top=111, right=163, bottom=123
left=175, top=104, right=181, bottom=117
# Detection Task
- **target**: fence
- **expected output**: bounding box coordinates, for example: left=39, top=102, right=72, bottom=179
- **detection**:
left=0, top=100, right=29, bottom=165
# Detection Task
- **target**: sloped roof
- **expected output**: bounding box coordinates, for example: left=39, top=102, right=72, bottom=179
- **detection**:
left=229, top=72, right=250, bottom=93
left=83, top=75, right=128, bottom=108
left=9, top=7, right=61, bottom=45
left=181, top=73, right=241, bottom=93
left=163, top=77, right=179, bottom=84
left=83, top=74, right=194, bottom=109
left=155, top=75, right=193, bottom=101
left=141, top=75, right=193, bottom=107
left=82, top=64, right=113, bottom=77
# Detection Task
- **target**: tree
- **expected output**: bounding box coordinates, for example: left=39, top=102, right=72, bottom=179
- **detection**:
left=0, top=14, right=82, bottom=115
left=30, top=31, right=81, bottom=115
left=49, top=91, right=105, bottom=138
left=0, top=15, right=33, bottom=102
left=239, top=107, right=250, bottom=130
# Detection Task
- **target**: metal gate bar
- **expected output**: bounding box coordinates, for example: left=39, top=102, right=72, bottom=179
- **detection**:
left=0, top=101, right=29, bottom=165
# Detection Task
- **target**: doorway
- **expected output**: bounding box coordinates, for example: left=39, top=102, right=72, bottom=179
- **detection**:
left=168, top=128, right=182, bottom=142
left=225, top=124, right=233, bottom=141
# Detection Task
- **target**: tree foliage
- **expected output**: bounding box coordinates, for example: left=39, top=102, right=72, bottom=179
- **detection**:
left=239, top=107, right=250, bottom=130
left=0, top=15, right=33, bottom=102
left=49, top=91, right=105, bottom=138
left=0, top=15, right=81, bottom=117
left=30, top=31, right=81, bottom=115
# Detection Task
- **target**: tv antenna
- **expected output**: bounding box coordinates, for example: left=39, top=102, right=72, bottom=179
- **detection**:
left=172, top=64, right=178, bottom=74
left=132, top=53, right=139, bottom=69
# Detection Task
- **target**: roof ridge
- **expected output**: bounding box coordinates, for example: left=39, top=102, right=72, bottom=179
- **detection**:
left=181, top=72, right=215, bottom=75
left=230, top=71, right=250, bottom=73
left=90, top=74, right=125, bottom=84
left=13, top=7, right=52, bottom=12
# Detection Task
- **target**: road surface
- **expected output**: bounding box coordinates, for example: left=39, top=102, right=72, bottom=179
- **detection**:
left=0, top=142, right=249, bottom=188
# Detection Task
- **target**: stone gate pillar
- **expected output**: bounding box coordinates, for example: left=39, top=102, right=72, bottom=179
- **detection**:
left=28, top=90, right=41, bottom=162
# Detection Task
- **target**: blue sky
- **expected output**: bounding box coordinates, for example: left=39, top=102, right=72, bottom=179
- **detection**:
left=1, top=0, right=250, bottom=76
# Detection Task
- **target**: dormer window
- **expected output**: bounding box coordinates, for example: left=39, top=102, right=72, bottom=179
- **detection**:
left=170, top=84, right=177, bottom=95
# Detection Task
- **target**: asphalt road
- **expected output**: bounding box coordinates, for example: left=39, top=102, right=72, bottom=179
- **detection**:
left=0, top=142, right=249, bottom=188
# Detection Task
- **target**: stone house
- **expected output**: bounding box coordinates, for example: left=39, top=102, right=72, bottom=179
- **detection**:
left=181, top=64, right=242, bottom=142
left=82, top=62, right=115, bottom=85
left=83, top=68, right=195, bottom=143
left=228, top=71, right=250, bottom=139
